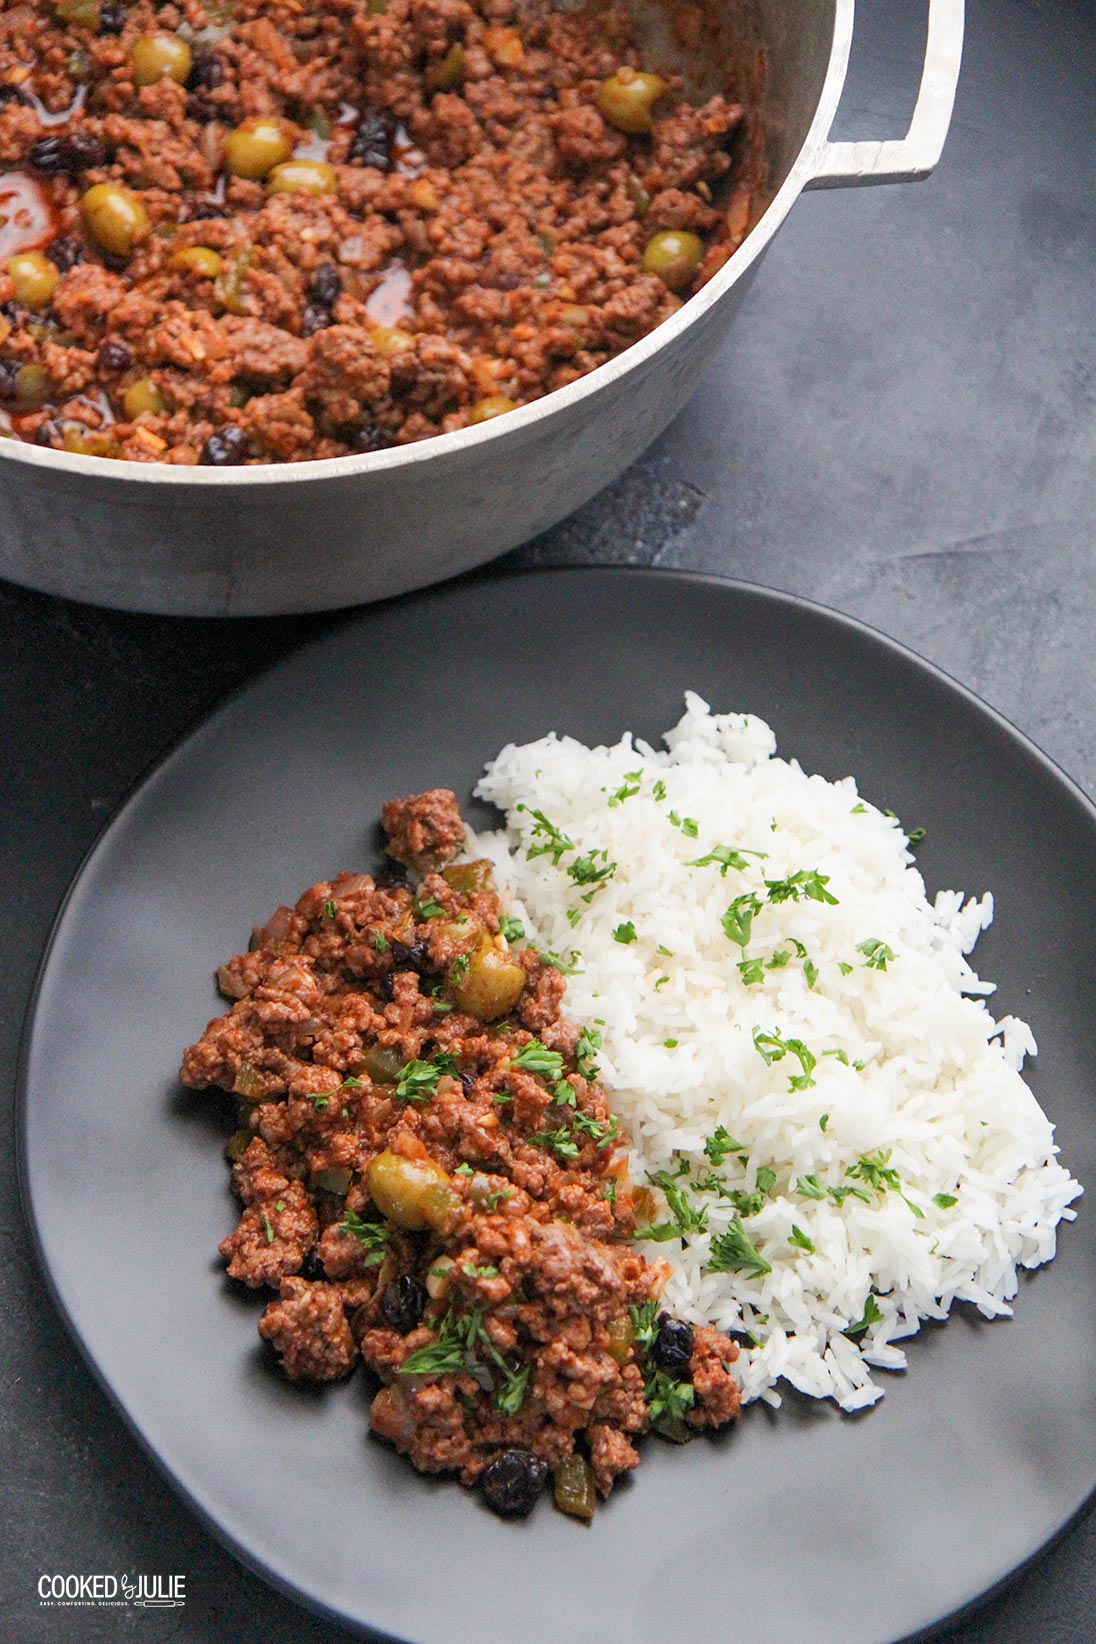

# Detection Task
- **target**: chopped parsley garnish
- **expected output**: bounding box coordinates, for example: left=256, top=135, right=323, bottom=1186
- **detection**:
left=752, top=1027, right=817, bottom=1090
left=575, top=1025, right=601, bottom=1080
left=529, top=1126, right=580, bottom=1160
left=260, top=1210, right=275, bottom=1243
left=823, top=1048, right=850, bottom=1067
left=648, top=1169, right=708, bottom=1235
left=827, top=1183, right=872, bottom=1207
left=395, top=1055, right=455, bottom=1105
left=536, top=948, right=583, bottom=974
left=498, top=914, right=525, bottom=943
left=819, top=1113, right=830, bottom=1131
left=483, top=1187, right=512, bottom=1210
left=511, top=1038, right=565, bottom=1079
left=568, top=849, right=616, bottom=890
left=933, top=1192, right=958, bottom=1209
left=737, top=955, right=765, bottom=986
left=668, top=811, right=699, bottom=838
left=907, top=826, right=927, bottom=844
left=461, top=1262, right=499, bottom=1280
left=686, top=844, right=766, bottom=876
left=838, top=961, right=854, bottom=976
left=857, top=937, right=896, bottom=970
left=338, top=1210, right=391, bottom=1266
left=851, top=802, right=867, bottom=814
left=707, top=1220, right=772, bottom=1279
left=489, top=1357, right=531, bottom=1418
left=788, top=1224, right=815, bottom=1254
left=517, top=804, right=574, bottom=866
left=398, top=1307, right=530, bottom=1415
left=607, top=771, right=643, bottom=806
left=796, top=1174, right=827, bottom=1200
left=846, top=1148, right=902, bottom=1193
left=764, top=868, right=838, bottom=906
left=323, top=899, right=337, bottom=920
left=845, top=1293, right=883, bottom=1338
left=612, top=921, right=637, bottom=944
left=604, top=1177, right=617, bottom=1205
left=371, top=930, right=389, bottom=952
left=704, top=1125, right=745, bottom=1166
left=664, top=1038, right=678, bottom=1048
left=721, top=892, right=763, bottom=949
left=652, top=780, right=667, bottom=802
left=449, top=951, right=471, bottom=983
left=415, top=897, right=446, bottom=920
left=803, top=958, right=819, bottom=989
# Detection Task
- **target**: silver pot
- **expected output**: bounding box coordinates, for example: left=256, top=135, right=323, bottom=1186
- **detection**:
left=0, top=0, right=963, bottom=616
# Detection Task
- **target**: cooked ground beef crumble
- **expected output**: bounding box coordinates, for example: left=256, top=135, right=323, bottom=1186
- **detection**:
left=180, top=789, right=741, bottom=1518
left=0, top=0, right=760, bottom=464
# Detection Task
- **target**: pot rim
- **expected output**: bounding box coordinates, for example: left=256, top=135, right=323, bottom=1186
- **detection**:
left=0, top=0, right=852, bottom=491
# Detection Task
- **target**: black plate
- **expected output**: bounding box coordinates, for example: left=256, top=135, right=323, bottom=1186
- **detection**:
left=19, top=569, right=1096, bottom=1644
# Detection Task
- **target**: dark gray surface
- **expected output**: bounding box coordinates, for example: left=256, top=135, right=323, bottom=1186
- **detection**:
left=1, top=1, right=1094, bottom=1640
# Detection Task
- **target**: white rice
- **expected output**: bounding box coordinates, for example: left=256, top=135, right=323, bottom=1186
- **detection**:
left=472, top=693, right=1082, bottom=1411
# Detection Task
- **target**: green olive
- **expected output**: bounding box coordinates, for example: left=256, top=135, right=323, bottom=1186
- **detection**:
left=81, top=182, right=149, bottom=258
left=312, top=1165, right=353, bottom=1195
left=468, top=395, right=517, bottom=425
left=596, top=68, right=667, bottom=135
left=60, top=423, right=116, bottom=457
left=369, top=324, right=414, bottom=358
left=266, top=159, right=336, bottom=196
left=606, top=1313, right=635, bottom=1366
left=424, top=43, right=464, bottom=93
left=553, top=1454, right=596, bottom=1521
left=130, top=32, right=192, bottom=86
left=441, top=860, right=495, bottom=896
left=223, top=118, right=295, bottom=180
left=366, top=1149, right=456, bottom=1231
left=641, top=229, right=704, bottom=292
left=7, top=252, right=60, bottom=310
left=232, top=1061, right=266, bottom=1101
left=449, top=935, right=525, bottom=1022
left=13, top=364, right=51, bottom=406
left=171, top=244, right=222, bottom=278
left=54, top=0, right=99, bottom=28
left=360, top=1042, right=404, bottom=1086
left=225, top=1126, right=252, bottom=1161
left=122, top=375, right=165, bottom=419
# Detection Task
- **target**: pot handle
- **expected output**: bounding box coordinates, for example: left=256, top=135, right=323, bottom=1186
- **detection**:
left=805, top=0, right=965, bottom=189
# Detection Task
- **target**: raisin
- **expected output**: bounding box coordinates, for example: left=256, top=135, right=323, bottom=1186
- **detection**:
left=98, top=0, right=126, bottom=34
left=97, top=337, right=132, bottom=373
left=389, top=939, right=428, bottom=973
left=308, top=262, right=341, bottom=309
left=352, top=424, right=394, bottom=453
left=301, top=303, right=333, bottom=338
left=189, top=51, right=225, bottom=90
left=652, top=1314, right=693, bottom=1378
left=348, top=112, right=391, bottom=170
left=64, top=129, right=107, bottom=170
left=29, top=132, right=106, bottom=175
left=199, top=426, right=249, bottom=465
left=381, top=1276, right=427, bottom=1334
left=48, top=236, right=85, bottom=272
left=480, top=1451, right=548, bottom=1518
left=0, top=360, right=21, bottom=399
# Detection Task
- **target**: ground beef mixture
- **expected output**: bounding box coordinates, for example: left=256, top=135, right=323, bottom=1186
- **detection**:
left=0, top=0, right=760, bottom=464
left=180, top=789, right=740, bottom=1518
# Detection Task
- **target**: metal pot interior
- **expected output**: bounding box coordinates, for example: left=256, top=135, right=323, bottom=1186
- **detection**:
left=626, top=0, right=838, bottom=211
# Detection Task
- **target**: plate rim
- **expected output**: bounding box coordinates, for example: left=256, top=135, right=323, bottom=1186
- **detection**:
left=16, top=563, right=1096, bottom=1644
